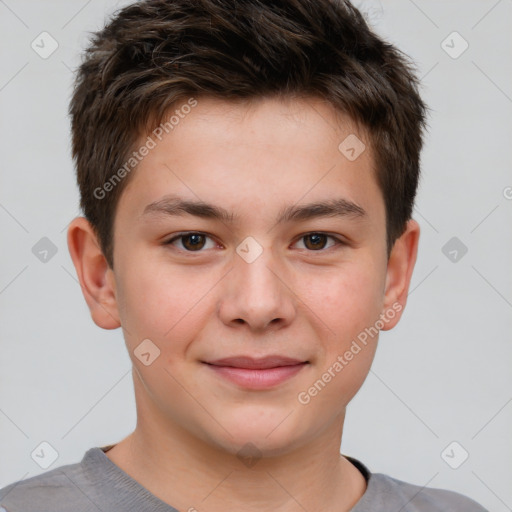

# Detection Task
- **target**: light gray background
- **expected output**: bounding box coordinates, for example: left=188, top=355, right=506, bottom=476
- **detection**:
left=1, top=0, right=511, bottom=510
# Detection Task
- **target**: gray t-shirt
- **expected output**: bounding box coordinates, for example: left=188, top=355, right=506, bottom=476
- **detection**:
left=0, top=445, right=488, bottom=511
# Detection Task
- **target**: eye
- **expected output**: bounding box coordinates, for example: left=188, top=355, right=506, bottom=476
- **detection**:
left=293, top=232, right=344, bottom=251
left=164, top=232, right=218, bottom=252
left=164, top=231, right=345, bottom=253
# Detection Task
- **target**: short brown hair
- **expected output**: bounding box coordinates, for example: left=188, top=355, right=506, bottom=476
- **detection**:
left=69, top=0, right=429, bottom=269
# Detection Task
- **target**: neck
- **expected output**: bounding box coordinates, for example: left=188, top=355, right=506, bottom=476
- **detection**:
left=105, top=378, right=367, bottom=512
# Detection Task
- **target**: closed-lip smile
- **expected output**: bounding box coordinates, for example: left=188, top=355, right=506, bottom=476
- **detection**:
left=203, top=355, right=309, bottom=389
left=204, top=355, right=308, bottom=369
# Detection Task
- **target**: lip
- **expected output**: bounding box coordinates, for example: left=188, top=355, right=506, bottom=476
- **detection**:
left=205, top=355, right=307, bottom=369
left=203, top=356, right=309, bottom=389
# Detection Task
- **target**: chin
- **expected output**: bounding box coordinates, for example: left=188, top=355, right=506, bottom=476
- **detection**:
left=206, top=413, right=308, bottom=457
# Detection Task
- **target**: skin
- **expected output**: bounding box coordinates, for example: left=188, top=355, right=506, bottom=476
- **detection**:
left=67, top=95, right=419, bottom=512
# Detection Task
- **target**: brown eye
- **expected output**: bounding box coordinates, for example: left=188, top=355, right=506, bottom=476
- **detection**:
left=304, top=233, right=327, bottom=250
left=181, top=233, right=206, bottom=251
left=294, top=233, right=342, bottom=251
left=165, top=232, right=216, bottom=252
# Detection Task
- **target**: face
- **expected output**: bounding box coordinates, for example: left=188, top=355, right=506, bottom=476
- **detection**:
left=71, top=95, right=417, bottom=457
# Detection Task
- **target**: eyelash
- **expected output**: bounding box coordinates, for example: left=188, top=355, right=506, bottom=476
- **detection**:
left=163, top=231, right=346, bottom=253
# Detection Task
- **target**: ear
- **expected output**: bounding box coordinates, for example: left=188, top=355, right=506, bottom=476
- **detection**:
left=67, top=216, right=121, bottom=329
left=380, top=218, right=420, bottom=330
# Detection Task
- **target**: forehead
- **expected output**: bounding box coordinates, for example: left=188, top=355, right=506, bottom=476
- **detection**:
left=116, top=95, right=384, bottom=230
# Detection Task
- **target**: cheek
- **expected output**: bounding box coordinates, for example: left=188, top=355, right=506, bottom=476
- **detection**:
left=296, top=262, right=382, bottom=397
left=298, top=261, right=383, bottom=336
left=116, top=258, right=216, bottom=353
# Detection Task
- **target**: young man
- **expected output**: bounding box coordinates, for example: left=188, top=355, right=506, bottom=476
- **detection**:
left=0, top=0, right=487, bottom=510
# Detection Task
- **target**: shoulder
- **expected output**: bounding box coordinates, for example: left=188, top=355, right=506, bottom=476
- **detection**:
left=0, top=460, right=92, bottom=512
left=1, top=445, right=178, bottom=512
left=355, top=472, right=489, bottom=512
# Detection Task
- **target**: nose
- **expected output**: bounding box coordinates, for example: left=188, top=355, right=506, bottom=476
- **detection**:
left=217, top=241, right=296, bottom=333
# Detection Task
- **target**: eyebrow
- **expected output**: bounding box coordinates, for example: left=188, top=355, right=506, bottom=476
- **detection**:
left=141, top=194, right=367, bottom=224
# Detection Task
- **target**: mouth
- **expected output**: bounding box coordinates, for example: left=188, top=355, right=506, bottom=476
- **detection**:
left=204, top=355, right=308, bottom=369
left=202, top=356, right=309, bottom=389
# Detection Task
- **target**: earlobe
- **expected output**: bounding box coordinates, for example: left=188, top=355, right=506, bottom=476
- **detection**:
left=380, top=219, right=420, bottom=331
left=67, top=216, right=121, bottom=330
